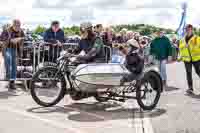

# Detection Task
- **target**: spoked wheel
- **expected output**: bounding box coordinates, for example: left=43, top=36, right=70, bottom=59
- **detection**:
left=30, top=66, right=66, bottom=107
left=136, top=71, right=161, bottom=110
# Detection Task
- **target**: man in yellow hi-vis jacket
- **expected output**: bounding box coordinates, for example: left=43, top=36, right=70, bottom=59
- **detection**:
left=179, top=24, right=200, bottom=94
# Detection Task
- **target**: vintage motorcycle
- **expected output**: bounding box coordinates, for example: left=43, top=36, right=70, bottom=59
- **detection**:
left=30, top=51, right=163, bottom=110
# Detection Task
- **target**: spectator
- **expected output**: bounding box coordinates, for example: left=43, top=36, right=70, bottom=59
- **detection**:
left=172, top=35, right=179, bottom=53
left=0, top=19, right=25, bottom=93
left=102, top=27, right=113, bottom=47
left=102, top=27, right=113, bottom=61
left=115, top=33, right=123, bottom=43
left=120, top=28, right=128, bottom=43
left=139, top=36, right=148, bottom=49
left=126, top=31, right=134, bottom=40
left=1, top=24, right=11, bottom=53
left=150, top=30, right=172, bottom=87
left=111, top=29, right=116, bottom=42
left=44, top=21, right=65, bottom=62
left=178, top=24, right=200, bottom=94
left=134, top=32, right=140, bottom=43
left=95, top=24, right=103, bottom=36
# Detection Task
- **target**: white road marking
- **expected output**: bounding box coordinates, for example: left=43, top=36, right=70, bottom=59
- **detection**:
left=0, top=106, right=85, bottom=133
left=131, top=100, right=154, bottom=133
left=143, top=118, right=154, bottom=133
left=133, top=117, right=143, bottom=133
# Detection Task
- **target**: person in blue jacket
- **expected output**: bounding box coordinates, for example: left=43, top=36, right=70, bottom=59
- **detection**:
left=44, top=21, right=65, bottom=62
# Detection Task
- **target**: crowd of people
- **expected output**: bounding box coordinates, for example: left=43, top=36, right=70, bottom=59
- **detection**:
left=0, top=19, right=200, bottom=95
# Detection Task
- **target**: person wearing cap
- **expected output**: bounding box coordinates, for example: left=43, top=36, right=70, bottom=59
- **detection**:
left=179, top=24, right=200, bottom=94
left=73, top=22, right=106, bottom=63
left=120, top=39, right=144, bottom=85
left=0, top=19, right=25, bottom=92
left=44, top=21, right=65, bottom=62
left=150, top=30, right=172, bottom=87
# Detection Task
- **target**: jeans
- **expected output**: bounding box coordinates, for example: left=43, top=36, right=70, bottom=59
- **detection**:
left=5, top=48, right=16, bottom=80
left=184, top=61, right=200, bottom=89
left=157, top=60, right=167, bottom=81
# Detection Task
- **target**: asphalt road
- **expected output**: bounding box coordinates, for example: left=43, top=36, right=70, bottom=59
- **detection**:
left=0, top=62, right=200, bottom=133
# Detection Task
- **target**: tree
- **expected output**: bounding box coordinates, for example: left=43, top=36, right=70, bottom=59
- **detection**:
left=140, top=28, right=151, bottom=35
left=34, top=25, right=46, bottom=35
left=32, top=24, right=175, bottom=36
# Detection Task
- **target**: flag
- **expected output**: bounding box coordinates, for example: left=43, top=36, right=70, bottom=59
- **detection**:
left=177, top=3, right=187, bottom=39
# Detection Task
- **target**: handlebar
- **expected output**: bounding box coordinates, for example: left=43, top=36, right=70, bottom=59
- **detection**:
left=57, top=51, right=78, bottom=62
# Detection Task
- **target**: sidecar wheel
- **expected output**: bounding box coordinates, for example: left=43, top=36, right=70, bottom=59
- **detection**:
left=136, top=71, right=161, bottom=110
left=30, top=66, right=66, bottom=107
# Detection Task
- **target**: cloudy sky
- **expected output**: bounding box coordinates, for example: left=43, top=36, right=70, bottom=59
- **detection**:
left=0, top=0, right=199, bottom=29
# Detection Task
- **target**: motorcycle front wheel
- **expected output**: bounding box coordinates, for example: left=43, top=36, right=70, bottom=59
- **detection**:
left=30, top=66, right=67, bottom=107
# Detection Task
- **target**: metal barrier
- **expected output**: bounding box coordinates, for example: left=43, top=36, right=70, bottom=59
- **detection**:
left=103, top=45, right=112, bottom=63
left=35, top=42, right=79, bottom=71
left=35, top=42, right=112, bottom=67
left=0, top=41, right=79, bottom=82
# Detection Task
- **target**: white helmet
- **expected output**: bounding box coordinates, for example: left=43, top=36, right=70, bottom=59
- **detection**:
left=127, top=39, right=140, bottom=48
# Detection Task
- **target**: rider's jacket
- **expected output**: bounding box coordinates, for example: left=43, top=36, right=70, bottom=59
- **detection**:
left=125, top=46, right=144, bottom=74
left=76, top=39, right=90, bottom=53
left=76, top=36, right=106, bottom=63
left=179, top=35, right=200, bottom=62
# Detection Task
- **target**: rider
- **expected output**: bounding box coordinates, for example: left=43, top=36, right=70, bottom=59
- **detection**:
left=73, top=22, right=106, bottom=64
left=119, top=39, right=144, bottom=86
